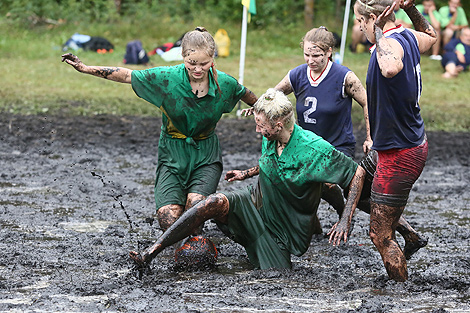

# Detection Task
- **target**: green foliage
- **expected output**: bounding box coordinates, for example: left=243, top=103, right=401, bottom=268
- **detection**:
left=1, top=1, right=470, bottom=131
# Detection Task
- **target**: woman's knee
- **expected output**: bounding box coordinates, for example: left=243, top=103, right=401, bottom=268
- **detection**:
left=206, top=193, right=229, bottom=208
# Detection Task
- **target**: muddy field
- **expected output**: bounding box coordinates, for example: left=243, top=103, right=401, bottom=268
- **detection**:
left=0, top=114, right=469, bottom=312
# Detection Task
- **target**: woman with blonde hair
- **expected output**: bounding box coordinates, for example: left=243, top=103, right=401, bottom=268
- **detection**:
left=130, top=89, right=366, bottom=269
left=62, top=27, right=257, bottom=237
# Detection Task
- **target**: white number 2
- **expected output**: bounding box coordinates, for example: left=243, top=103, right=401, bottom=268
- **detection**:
left=303, top=97, right=317, bottom=124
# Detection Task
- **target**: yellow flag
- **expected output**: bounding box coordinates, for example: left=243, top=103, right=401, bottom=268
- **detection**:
left=241, top=0, right=256, bottom=14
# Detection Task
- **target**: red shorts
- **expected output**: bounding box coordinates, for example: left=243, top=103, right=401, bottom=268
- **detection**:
left=371, top=139, right=428, bottom=207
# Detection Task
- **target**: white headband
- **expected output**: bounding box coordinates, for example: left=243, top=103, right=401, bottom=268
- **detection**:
left=357, top=0, right=375, bottom=10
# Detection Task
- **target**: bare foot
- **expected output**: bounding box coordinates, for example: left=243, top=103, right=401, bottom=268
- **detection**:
left=442, top=72, right=456, bottom=79
left=403, top=236, right=428, bottom=260
left=129, top=250, right=146, bottom=266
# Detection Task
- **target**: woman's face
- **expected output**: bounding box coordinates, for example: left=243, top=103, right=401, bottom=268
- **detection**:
left=460, top=28, right=470, bottom=45
left=303, top=41, right=331, bottom=73
left=354, top=4, right=377, bottom=44
left=254, top=111, right=280, bottom=141
left=183, top=49, right=213, bottom=81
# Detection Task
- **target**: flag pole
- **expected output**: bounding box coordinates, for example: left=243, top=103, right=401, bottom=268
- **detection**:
left=237, top=5, right=248, bottom=117
left=339, top=0, right=352, bottom=64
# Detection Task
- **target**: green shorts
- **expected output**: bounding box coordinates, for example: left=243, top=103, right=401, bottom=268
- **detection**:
left=221, top=184, right=291, bottom=269
left=154, top=161, right=222, bottom=210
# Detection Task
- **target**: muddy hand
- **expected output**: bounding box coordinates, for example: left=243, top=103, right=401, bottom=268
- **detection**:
left=225, top=170, right=247, bottom=182
left=375, top=2, right=397, bottom=30
left=401, top=0, right=415, bottom=10
left=363, top=139, right=373, bottom=154
left=61, top=53, right=86, bottom=72
left=241, top=107, right=254, bottom=117
left=327, top=220, right=350, bottom=246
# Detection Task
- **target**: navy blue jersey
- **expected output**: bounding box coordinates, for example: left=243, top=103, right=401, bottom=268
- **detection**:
left=366, top=26, right=425, bottom=151
left=289, top=61, right=355, bottom=156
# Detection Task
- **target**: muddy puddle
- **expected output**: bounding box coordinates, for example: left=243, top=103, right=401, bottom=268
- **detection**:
left=0, top=114, right=469, bottom=312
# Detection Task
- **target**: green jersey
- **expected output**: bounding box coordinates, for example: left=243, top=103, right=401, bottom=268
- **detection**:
left=131, top=64, right=246, bottom=203
left=439, top=6, right=468, bottom=28
left=395, top=9, right=412, bottom=27
left=131, top=63, right=245, bottom=139
left=257, top=124, right=358, bottom=256
left=416, top=4, right=442, bottom=25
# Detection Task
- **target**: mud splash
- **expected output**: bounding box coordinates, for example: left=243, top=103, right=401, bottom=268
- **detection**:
left=0, top=114, right=469, bottom=312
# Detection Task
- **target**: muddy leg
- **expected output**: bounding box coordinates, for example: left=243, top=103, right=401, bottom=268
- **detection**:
left=358, top=200, right=427, bottom=259
left=130, top=193, right=230, bottom=266
left=396, top=217, right=428, bottom=260
left=322, top=183, right=345, bottom=218
left=312, top=213, right=322, bottom=234
left=370, top=202, right=408, bottom=282
left=157, top=204, right=184, bottom=232
left=186, top=193, right=207, bottom=236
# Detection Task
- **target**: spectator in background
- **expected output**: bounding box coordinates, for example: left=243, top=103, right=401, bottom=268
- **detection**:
left=351, top=16, right=373, bottom=52
left=417, top=0, right=443, bottom=60
left=439, top=0, right=469, bottom=46
left=395, top=7, right=413, bottom=28
left=442, top=26, right=470, bottom=78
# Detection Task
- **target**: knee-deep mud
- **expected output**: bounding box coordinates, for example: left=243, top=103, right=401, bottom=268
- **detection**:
left=0, top=114, right=469, bottom=312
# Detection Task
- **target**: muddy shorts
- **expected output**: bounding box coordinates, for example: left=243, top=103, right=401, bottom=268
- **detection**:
left=154, top=161, right=222, bottom=210
left=371, top=139, right=428, bottom=207
left=221, top=185, right=291, bottom=269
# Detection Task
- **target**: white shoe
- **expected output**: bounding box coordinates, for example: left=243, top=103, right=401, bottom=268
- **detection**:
left=430, top=55, right=442, bottom=61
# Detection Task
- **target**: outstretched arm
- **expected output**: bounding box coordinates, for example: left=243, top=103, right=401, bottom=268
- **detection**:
left=402, top=0, right=438, bottom=53
left=225, top=166, right=260, bottom=182
left=61, top=53, right=133, bottom=84
left=344, top=72, right=372, bottom=154
left=327, top=165, right=366, bottom=246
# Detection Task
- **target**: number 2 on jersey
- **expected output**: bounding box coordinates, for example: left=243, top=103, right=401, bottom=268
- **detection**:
left=303, top=96, right=317, bottom=124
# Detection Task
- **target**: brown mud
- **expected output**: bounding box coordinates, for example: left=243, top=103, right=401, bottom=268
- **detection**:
left=0, top=114, right=469, bottom=312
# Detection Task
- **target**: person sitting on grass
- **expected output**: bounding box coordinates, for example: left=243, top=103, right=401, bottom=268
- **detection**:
left=439, top=0, right=468, bottom=47
left=130, top=88, right=366, bottom=269
left=441, top=26, right=470, bottom=78
left=416, top=0, right=443, bottom=60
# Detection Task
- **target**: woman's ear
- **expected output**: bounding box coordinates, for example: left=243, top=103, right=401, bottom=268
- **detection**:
left=327, top=47, right=333, bottom=58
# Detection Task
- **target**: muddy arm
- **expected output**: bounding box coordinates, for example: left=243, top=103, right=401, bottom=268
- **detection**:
left=240, top=87, right=258, bottom=107
left=275, top=74, right=294, bottom=95
left=374, top=3, right=405, bottom=78
left=402, top=1, right=438, bottom=53
left=328, top=165, right=366, bottom=246
left=61, top=53, right=133, bottom=84
left=344, top=72, right=372, bottom=154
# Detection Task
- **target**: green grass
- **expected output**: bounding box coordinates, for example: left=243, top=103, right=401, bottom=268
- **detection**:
left=1, top=17, right=469, bottom=131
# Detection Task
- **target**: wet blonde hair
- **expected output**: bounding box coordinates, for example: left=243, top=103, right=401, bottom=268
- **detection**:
left=354, top=0, right=396, bottom=23
left=254, top=89, right=295, bottom=128
left=301, top=26, right=336, bottom=61
left=181, top=26, right=221, bottom=94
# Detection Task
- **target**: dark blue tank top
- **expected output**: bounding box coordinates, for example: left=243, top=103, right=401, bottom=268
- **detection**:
left=289, top=61, right=355, bottom=156
left=366, top=27, right=425, bottom=150
left=444, top=38, right=470, bottom=65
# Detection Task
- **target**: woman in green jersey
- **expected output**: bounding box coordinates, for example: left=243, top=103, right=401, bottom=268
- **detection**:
left=62, top=27, right=258, bottom=234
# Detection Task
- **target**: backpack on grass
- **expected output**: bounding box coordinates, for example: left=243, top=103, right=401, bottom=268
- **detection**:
left=123, top=40, right=149, bottom=65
